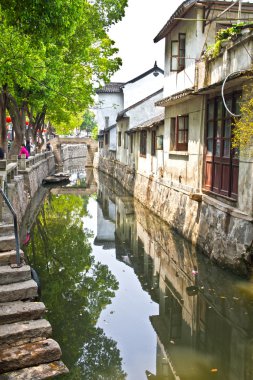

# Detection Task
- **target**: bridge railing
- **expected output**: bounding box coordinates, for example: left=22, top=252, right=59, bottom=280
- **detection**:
left=0, top=151, right=53, bottom=222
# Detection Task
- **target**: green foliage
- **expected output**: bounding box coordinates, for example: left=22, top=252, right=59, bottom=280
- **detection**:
left=24, top=192, right=123, bottom=378
left=216, top=23, right=246, bottom=41
left=204, top=23, right=247, bottom=60
left=204, top=40, right=222, bottom=60
left=91, top=125, right=99, bottom=141
left=232, top=86, right=253, bottom=157
left=80, top=110, right=98, bottom=133
left=0, top=0, right=128, bottom=143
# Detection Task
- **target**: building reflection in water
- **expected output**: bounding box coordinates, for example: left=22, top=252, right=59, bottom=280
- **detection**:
left=95, top=171, right=253, bottom=380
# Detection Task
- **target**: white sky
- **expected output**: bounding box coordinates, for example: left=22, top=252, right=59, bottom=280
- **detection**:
left=109, top=0, right=182, bottom=82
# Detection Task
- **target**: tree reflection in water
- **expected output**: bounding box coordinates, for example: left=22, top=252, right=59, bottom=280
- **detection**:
left=24, top=192, right=126, bottom=380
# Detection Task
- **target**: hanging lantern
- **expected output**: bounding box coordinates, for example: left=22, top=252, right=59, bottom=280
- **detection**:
left=25, top=121, right=29, bottom=126
left=6, top=116, right=12, bottom=123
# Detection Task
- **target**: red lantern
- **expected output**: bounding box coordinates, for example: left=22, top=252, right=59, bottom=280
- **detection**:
left=6, top=116, right=12, bottom=123
left=25, top=121, right=29, bottom=126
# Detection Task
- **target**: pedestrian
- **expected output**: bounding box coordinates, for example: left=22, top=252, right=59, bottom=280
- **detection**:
left=0, top=147, right=4, bottom=159
left=19, top=144, right=30, bottom=158
left=46, top=142, right=51, bottom=151
left=25, top=140, right=31, bottom=154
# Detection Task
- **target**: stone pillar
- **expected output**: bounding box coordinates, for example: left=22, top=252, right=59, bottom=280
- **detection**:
left=18, top=155, right=27, bottom=171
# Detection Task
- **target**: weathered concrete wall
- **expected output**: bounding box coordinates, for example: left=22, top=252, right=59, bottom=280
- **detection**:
left=97, top=155, right=253, bottom=276
left=7, top=153, right=55, bottom=225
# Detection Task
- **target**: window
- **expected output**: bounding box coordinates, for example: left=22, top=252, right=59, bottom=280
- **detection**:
left=130, top=134, right=134, bottom=153
left=156, top=135, right=164, bottom=150
left=171, top=33, right=186, bottom=72
left=171, top=115, right=189, bottom=151
left=204, top=93, right=240, bottom=199
left=140, top=130, right=147, bottom=156
left=124, top=132, right=128, bottom=149
left=118, top=131, right=121, bottom=147
left=104, top=132, right=109, bottom=146
left=151, top=130, right=156, bottom=156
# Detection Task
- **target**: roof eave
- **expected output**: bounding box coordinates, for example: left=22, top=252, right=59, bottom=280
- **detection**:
left=154, top=0, right=198, bottom=43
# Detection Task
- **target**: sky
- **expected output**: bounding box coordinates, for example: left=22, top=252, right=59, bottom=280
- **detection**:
left=108, top=0, right=183, bottom=82
left=108, top=0, right=252, bottom=82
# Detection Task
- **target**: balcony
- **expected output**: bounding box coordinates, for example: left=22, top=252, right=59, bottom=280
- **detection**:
left=196, top=28, right=253, bottom=91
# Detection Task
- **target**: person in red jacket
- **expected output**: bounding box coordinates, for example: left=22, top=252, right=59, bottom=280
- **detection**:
left=19, top=144, right=30, bottom=158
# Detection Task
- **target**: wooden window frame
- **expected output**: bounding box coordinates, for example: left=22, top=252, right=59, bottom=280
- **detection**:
left=174, top=115, right=189, bottom=151
left=140, top=130, right=147, bottom=157
left=151, top=129, right=156, bottom=156
left=170, top=33, right=186, bottom=72
left=118, top=131, right=121, bottom=147
left=178, top=33, right=186, bottom=71
left=130, top=134, right=134, bottom=154
left=156, top=135, right=164, bottom=150
left=204, top=93, right=241, bottom=199
left=124, top=132, right=128, bottom=149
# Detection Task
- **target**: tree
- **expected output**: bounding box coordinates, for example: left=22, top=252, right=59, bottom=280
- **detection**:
left=0, top=0, right=128, bottom=153
left=79, top=110, right=98, bottom=136
left=232, top=84, right=253, bottom=157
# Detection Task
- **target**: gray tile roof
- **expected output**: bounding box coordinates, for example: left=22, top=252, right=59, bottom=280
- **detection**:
left=96, top=82, right=124, bottom=94
left=154, top=0, right=253, bottom=43
left=128, top=113, right=164, bottom=132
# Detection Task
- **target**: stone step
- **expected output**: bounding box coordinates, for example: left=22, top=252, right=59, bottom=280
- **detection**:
left=0, top=280, right=38, bottom=303
left=0, top=250, right=24, bottom=267
left=0, top=360, right=69, bottom=379
left=0, top=224, right=14, bottom=237
left=0, top=319, right=52, bottom=348
left=0, top=265, right=31, bottom=286
left=0, top=338, right=62, bottom=374
left=0, top=301, right=46, bottom=325
left=0, top=235, right=16, bottom=252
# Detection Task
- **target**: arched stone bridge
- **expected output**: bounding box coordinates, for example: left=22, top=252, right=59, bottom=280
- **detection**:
left=49, top=136, right=98, bottom=167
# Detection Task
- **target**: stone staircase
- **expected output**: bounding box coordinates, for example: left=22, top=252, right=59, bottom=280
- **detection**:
left=0, top=231, right=68, bottom=379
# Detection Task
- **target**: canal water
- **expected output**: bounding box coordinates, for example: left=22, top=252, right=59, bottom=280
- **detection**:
left=22, top=165, right=253, bottom=380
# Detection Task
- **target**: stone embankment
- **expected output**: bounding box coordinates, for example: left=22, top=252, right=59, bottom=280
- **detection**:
left=95, top=154, right=253, bottom=276
left=0, top=150, right=70, bottom=379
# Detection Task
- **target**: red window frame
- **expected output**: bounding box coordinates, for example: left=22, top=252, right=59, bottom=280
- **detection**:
left=204, top=93, right=241, bottom=199
left=171, top=115, right=188, bottom=151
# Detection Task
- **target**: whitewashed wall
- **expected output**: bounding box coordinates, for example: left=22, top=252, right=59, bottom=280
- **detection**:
left=123, top=72, right=164, bottom=109
left=95, top=92, right=123, bottom=131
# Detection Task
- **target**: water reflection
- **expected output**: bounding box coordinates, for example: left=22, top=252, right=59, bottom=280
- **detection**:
left=22, top=165, right=253, bottom=380
left=96, top=171, right=253, bottom=380
left=23, top=169, right=126, bottom=379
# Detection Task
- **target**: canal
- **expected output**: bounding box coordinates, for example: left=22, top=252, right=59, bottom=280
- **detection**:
left=22, top=165, right=253, bottom=380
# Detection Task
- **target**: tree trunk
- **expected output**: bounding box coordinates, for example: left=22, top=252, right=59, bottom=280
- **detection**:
left=6, top=92, right=23, bottom=156
left=0, top=85, right=8, bottom=153
left=32, top=106, right=47, bottom=152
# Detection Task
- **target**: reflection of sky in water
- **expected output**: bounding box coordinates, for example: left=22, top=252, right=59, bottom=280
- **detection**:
left=83, top=198, right=159, bottom=380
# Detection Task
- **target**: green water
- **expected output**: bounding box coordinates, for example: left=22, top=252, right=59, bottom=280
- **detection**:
left=23, top=169, right=253, bottom=380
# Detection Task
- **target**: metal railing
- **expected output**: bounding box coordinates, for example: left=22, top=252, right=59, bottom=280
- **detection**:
left=0, top=187, right=21, bottom=266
